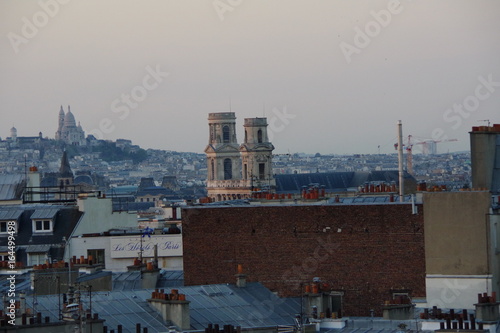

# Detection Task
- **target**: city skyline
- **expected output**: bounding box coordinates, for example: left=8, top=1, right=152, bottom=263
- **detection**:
left=1, top=1, right=499, bottom=154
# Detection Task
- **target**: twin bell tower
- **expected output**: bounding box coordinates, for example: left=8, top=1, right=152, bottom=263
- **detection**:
left=204, top=112, right=275, bottom=202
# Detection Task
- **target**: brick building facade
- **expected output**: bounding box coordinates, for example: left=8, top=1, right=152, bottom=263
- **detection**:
left=182, top=203, right=425, bottom=316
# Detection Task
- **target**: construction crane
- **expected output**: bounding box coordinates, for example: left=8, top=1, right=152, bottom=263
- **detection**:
left=393, top=135, right=414, bottom=175
left=414, top=138, right=458, bottom=155
left=395, top=136, right=458, bottom=174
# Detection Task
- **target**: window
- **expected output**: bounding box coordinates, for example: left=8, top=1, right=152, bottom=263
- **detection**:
left=243, top=164, right=248, bottom=180
left=224, top=158, right=232, bottom=180
left=0, top=222, right=6, bottom=233
left=222, top=126, right=230, bottom=143
left=257, top=129, right=263, bottom=143
left=33, top=219, right=53, bottom=233
left=244, top=130, right=248, bottom=143
left=28, top=252, right=47, bottom=266
left=259, top=163, right=266, bottom=180
left=87, top=249, right=105, bottom=265
left=211, top=159, right=215, bottom=180
left=391, top=290, right=411, bottom=304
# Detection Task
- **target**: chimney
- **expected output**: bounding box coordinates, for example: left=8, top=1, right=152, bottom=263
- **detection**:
left=470, top=125, right=500, bottom=191
left=141, top=260, right=160, bottom=289
left=148, top=290, right=190, bottom=330
left=27, top=166, right=41, bottom=202
left=236, top=264, right=246, bottom=288
left=172, top=206, right=177, bottom=220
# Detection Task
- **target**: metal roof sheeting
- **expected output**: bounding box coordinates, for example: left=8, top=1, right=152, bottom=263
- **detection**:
left=275, top=171, right=415, bottom=194
left=0, top=208, right=23, bottom=220
left=26, top=282, right=300, bottom=333
left=30, top=207, right=59, bottom=219
left=0, top=174, right=24, bottom=185
left=0, top=184, right=21, bottom=201
left=0, top=174, right=24, bottom=201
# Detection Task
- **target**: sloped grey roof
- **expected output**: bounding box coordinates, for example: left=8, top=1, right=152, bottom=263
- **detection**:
left=0, top=208, right=23, bottom=220
left=326, top=195, right=414, bottom=204
left=275, top=171, right=415, bottom=194
left=30, top=207, right=59, bottom=219
left=22, top=244, right=52, bottom=252
left=31, top=289, right=169, bottom=333
left=0, top=205, right=82, bottom=259
left=77, top=270, right=112, bottom=283
left=112, top=271, right=142, bottom=290
left=184, top=283, right=300, bottom=329
left=0, top=174, right=25, bottom=201
left=25, top=282, right=300, bottom=333
left=0, top=174, right=24, bottom=185
left=112, top=270, right=184, bottom=291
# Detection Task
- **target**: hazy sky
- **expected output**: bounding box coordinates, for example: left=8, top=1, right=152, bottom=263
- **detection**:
left=1, top=1, right=499, bottom=154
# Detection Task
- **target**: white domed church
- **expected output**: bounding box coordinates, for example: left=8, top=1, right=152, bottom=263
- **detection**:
left=55, top=105, right=86, bottom=146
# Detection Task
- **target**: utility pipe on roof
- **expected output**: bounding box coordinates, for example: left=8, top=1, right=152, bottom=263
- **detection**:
left=397, top=120, right=404, bottom=202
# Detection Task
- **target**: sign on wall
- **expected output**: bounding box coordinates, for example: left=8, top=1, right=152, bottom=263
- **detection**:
left=110, top=235, right=182, bottom=258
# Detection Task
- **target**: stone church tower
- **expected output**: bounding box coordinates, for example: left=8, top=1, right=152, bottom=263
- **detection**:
left=205, top=112, right=242, bottom=201
left=240, top=117, right=275, bottom=191
left=205, top=112, right=275, bottom=201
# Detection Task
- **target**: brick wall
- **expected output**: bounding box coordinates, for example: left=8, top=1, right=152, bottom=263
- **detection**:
left=182, top=204, right=425, bottom=316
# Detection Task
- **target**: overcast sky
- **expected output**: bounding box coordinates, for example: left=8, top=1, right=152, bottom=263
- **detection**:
left=1, top=0, right=499, bottom=154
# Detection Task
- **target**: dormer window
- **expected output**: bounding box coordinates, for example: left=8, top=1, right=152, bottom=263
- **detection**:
left=30, top=208, right=58, bottom=234
left=0, top=209, right=22, bottom=236
left=33, top=219, right=53, bottom=233
left=0, top=221, right=16, bottom=234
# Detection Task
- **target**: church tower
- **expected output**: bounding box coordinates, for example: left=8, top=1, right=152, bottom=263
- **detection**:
left=205, top=112, right=243, bottom=201
left=204, top=112, right=276, bottom=202
left=58, top=150, right=74, bottom=188
left=55, top=105, right=65, bottom=140
left=240, top=118, right=275, bottom=191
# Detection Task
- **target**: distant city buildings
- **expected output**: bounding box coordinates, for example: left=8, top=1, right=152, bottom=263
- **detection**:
left=0, top=105, right=499, bottom=331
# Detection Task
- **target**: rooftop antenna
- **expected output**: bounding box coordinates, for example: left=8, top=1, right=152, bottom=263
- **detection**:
left=229, top=98, right=232, bottom=112
left=478, top=119, right=490, bottom=126
left=263, top=102, right=266, bottom=117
